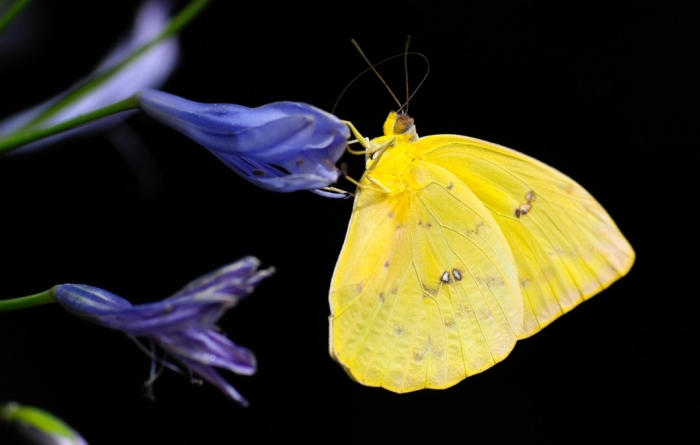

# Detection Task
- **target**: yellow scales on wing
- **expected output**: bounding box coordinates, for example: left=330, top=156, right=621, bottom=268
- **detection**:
left=329, top=111, right=634, bottom=393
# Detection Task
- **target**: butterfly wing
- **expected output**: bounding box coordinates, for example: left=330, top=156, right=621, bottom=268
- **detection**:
left=414, top=135, right=635, bottom=336
left=329, top=157, right=523, bottom=392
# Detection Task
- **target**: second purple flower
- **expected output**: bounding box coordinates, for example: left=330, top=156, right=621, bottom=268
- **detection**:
left=53, top=256, right=274, bottom=406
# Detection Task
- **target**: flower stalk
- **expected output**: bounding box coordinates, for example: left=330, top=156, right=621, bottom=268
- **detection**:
left=0, top=288, right=55, bottom=312
left=0, top=95, right=140, bottom=155
left=1, top=401, right=87, bottom=445
left=0, top=0, right=33, bottom=36
left=22, top=0, right=210, bottom=130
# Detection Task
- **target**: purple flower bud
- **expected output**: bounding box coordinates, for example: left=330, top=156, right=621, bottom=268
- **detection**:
left=138, top=89, right=350, bottom=197
left=54, top=257, right=274, bottom=406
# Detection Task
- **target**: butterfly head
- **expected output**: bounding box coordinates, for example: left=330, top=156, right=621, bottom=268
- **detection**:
left=364, top=111, right=419, bottom=167
left=382, top=111, right=418, bottom=143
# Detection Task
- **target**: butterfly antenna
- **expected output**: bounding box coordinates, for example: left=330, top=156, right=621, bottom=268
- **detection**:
left=332, top=51, right=429, bottom=115
left=351, top=39, right=403, bottom=110
left=405, top=53, right=429, bottom=106
left=403, top=35, right=411, bottom=114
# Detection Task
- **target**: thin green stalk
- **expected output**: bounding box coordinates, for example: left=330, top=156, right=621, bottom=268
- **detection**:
left=24, top=0, right=211, bottom=129
left=1, top=401, right=84, bottom=441
left=0, top=287, right=56, bottom=312
left=0, top=0, right=33, bottom=36
left=0, top=94, right=140, bottom=155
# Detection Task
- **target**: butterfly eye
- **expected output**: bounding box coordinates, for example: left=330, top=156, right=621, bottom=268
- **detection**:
left=393, top=114, right=414, bottom=135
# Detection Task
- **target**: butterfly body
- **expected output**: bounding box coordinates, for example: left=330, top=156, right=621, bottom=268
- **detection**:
left=329, top=112, right=634, bottom=393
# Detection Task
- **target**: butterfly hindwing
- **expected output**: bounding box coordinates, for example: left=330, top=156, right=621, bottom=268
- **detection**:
left=329, top=153, right=523, bottom=392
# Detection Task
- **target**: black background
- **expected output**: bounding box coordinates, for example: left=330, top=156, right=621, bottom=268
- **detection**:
left=1, top=0, right=696, bottom=443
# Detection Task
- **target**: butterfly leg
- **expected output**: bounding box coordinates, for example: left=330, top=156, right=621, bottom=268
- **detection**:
left=343, top=120, right=372, bottom=151
left=364, top=175, right=391, bottom=193
left=365, top=138, right=394, bottom=167
left=339, top=163, right=390, bottom=193
left=343, top=120, right=396, bottom=166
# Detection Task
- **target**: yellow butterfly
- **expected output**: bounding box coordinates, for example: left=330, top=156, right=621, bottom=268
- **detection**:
left=329, top=110, right=635, bottom=393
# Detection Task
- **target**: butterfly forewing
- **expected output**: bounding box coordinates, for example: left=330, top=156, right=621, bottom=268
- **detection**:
left=329, top=151, right=523, bottom=392
left=416, top=135, right=635, bottom=336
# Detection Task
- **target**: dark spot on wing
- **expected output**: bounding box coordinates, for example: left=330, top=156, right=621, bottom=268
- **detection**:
left=391, top=287, right=399, bottom=295
left=516, top=191, right=536, bottom=218
left=478, top=310, right=492, bottom=320
left=516, top=203, right=531, bottom=218
left=413, top=349, right=425, bottom=362
left=457, top=305, right=474, bottom=318
left=387, top=211, right=394, bottom=219
left=447, top=181, right=454, bottom=190
left=441, top=271, right=450, bottom=283
left=394, top=325, right=406, bottom=335
left=379, top=292, right=385, bottom=302
left=384, top=260, right=390, bottom=268
left=476, top=276, right=506, bottom=288
left=466, top=221, right=486, bottom=237
left=422, top=282, right=438, bottom=298
left=296, top=159, right=305, bottom=166
left=252, top=169, right=266, bottom=177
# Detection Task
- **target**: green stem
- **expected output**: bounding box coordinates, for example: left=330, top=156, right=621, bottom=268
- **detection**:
left=0, top=0, right=33, bottom=36
left=24, top=0, right=211, bottom=129
left=0, top=287, right=56, bottom=312
left=0, top=94, right=141, bottom=155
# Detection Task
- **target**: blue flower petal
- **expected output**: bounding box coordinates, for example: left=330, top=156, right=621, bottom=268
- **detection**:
left=138, top=89, right=350, bottom=195
left=155, top=330, right=256, bottom=375
left=173, top=256, right=273, bottom=300
left=178, top=358, right=250, bottom=406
